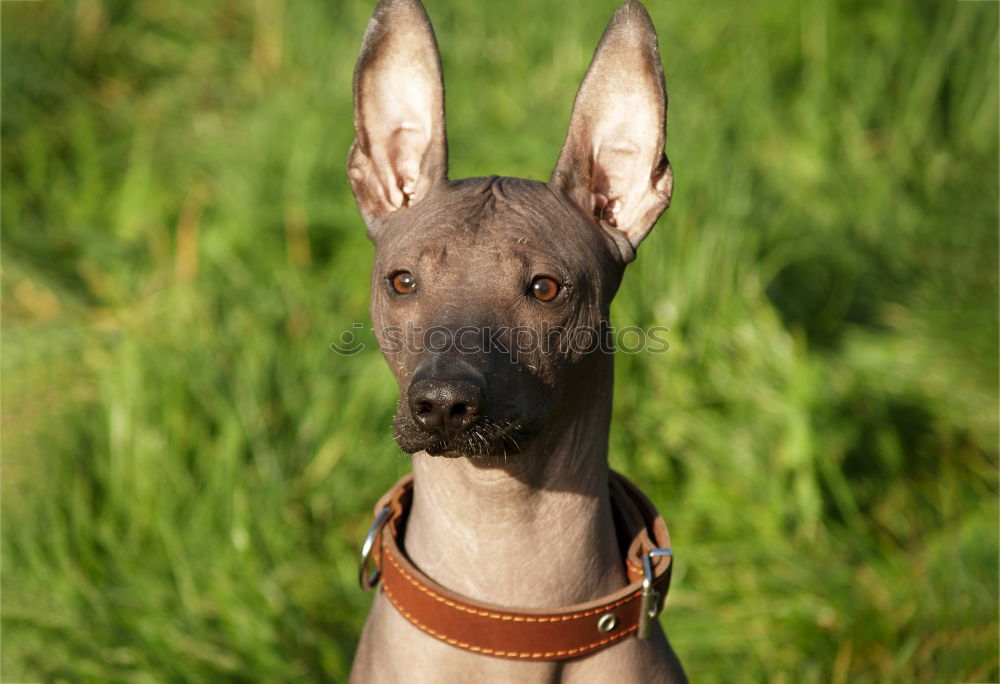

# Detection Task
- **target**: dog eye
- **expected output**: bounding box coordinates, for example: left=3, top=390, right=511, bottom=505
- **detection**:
left=391, top=271, right=416, bottom=294
left=529, top=276, right=560, bottom=302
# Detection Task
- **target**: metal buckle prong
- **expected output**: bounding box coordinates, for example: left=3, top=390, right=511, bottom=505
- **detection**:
left=358, top=506, right=392, bottom=590
left=637, top=548, right=672, bottom=639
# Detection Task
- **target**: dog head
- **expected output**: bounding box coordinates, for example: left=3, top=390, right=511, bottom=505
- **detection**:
left=348, top=0, right=672, bottom=458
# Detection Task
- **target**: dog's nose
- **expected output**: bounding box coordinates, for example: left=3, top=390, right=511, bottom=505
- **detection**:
left=408, top=379, right=483, bottom=439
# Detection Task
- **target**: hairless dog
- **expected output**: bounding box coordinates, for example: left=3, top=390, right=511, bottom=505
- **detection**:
left=347, top=1, right=684, bottom=681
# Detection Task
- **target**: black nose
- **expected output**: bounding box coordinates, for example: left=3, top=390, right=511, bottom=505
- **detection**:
left=408, top=379, right=483, bottom=439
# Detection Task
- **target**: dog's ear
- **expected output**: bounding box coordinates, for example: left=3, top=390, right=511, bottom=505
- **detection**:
left=348, top=0, right=448, bottom=225
left=551, top=0, right=672, bottom=260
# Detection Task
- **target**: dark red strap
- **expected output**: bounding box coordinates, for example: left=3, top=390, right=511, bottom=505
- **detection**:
left=368, top=471, right=673, bottom=661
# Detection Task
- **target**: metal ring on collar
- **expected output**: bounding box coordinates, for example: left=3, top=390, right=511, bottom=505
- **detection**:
left=359, top=506, right=392, bottom=590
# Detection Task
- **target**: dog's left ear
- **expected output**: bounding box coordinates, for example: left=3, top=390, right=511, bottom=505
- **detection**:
left=348, top=0, right=448, bottom=226
left=551, top=0, right=673, bottom=260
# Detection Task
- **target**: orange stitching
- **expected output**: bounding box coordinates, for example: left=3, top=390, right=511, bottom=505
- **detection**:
left=383, top=582, right=639, bottom=659
left=384, top=545, right=641, bottom=622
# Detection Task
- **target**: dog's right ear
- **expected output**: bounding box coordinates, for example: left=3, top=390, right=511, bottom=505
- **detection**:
left=551, top=0, right=672, bottom=262
left=348, top=0, right=448, bottom=226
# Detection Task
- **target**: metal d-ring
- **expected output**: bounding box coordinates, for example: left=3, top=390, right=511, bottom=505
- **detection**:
left=637, top=547, right=672, bottom=639
left=358, top=506, right=392, bottom=590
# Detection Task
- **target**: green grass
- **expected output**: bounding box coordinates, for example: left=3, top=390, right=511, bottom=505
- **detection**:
left=3, top=0, right=997, bottom=681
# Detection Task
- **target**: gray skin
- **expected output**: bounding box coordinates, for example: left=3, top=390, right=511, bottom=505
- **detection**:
left=346, top=1, right=685, bottom=681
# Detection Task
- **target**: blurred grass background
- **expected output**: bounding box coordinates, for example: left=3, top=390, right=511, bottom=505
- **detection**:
left=2, top=0, right=997, bottom=681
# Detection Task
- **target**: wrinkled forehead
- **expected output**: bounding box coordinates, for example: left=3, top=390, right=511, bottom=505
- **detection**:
left=371, top=176, right=621, bottom=269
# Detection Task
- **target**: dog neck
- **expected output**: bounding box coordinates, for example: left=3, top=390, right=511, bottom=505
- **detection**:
left=403, top=355, right=626, bottom=609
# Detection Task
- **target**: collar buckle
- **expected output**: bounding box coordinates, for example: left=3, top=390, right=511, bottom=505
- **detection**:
left=637, top=548, right=672, bottom=639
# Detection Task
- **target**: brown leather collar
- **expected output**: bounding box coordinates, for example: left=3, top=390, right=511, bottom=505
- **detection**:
left=359, top=471, right=673, bottom=661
